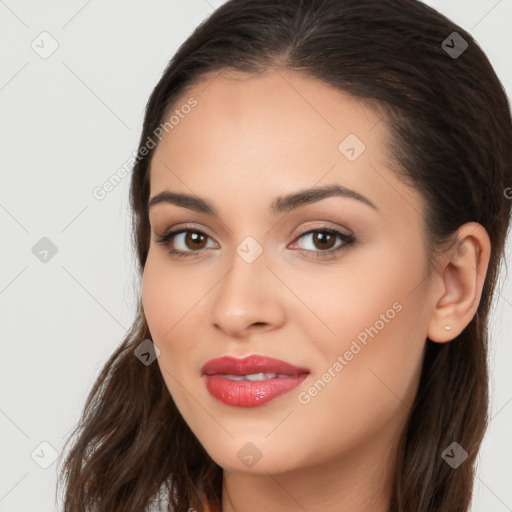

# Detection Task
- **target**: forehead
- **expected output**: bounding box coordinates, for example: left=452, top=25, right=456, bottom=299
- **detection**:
left=149, top=69, right=423, bottom=223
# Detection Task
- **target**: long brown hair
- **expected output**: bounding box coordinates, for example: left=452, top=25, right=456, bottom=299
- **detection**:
left=57, top=1, right=512, bottom=510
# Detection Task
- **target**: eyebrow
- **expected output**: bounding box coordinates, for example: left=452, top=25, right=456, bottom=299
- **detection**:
left=147, top=183, right=378, bottom=216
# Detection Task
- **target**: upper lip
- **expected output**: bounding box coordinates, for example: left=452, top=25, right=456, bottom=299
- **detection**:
left=201, top=354, right=310, bottom=376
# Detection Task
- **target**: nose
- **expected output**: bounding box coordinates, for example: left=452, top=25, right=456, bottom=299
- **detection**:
left=207, top=250, right=286, bottom=338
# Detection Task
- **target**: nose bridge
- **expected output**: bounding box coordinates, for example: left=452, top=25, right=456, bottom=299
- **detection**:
left=208, top=237, right=283, bottom=334
left=217, top=236, right=269, bottom=308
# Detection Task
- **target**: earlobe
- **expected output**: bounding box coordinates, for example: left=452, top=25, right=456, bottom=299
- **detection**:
left=426, top=222, right=491, bottom=343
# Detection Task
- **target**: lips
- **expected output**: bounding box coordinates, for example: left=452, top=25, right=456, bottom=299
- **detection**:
left=201, top=355, right=310, bottom=407
left=201, top=354, right=310, bottom=377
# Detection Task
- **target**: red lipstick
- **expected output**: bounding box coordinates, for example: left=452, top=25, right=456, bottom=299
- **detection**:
left=201, top=355, right=310, bottom=407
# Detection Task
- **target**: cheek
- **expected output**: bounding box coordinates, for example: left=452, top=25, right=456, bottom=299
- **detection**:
left=141, top=254, right=194, bottom=408
left=141, top=250, right=200, bottom=339
left=299, top=242, right=428, bottom=411
left=289, top=301, right=426, bottom=468
left=141, top=253, right=168, bottom=336
left=284, top=243, right=419, bottom=349
left=141, top=250, right=210, bottom=379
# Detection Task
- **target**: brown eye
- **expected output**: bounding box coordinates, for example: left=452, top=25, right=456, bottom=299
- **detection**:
left=310, top=231, right=337, bottom=250
left=183, top=231, right=208, bottom=250
left=155, top=228, right=217, bottom=258
left=292, top=227, right=356, bottom=260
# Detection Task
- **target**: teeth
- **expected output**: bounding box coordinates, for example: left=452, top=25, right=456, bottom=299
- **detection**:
left=218, top=372, right=293, bottom=381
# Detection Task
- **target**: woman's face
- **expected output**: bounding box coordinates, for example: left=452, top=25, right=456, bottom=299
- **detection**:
left=142, top=69, right=435, bottom=475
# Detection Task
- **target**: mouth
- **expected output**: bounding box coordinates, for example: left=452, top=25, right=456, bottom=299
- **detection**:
left=201, top=354, right=310, bottom=407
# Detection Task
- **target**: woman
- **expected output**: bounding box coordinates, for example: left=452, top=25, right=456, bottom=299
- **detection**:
left=57, top=0, right=512, bottom=511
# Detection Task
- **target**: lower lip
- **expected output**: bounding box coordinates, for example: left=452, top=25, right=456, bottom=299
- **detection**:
left=203, top=374, right=309, bottom=407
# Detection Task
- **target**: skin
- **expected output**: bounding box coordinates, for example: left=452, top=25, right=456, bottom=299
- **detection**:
left=141, top=68, right=490, bottom=512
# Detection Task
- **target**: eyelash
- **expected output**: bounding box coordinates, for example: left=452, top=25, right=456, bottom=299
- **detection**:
left=154, top=225, right=356, bottom=260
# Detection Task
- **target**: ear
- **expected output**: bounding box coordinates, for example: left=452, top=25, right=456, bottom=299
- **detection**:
left=427, top=222, right=491, bottom=343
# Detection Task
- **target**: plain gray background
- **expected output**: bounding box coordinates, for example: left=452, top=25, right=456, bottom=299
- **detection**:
left=1, top=1, right=511, bottom=511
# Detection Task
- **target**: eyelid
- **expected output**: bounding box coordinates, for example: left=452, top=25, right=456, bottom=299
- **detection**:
left=291, top=221, right=353, bottom=239
left=156, top=222, right=214, bottom=239
left=154, top=223, right=217, bottom=247
left=288, top=226, right=355, bottom=254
